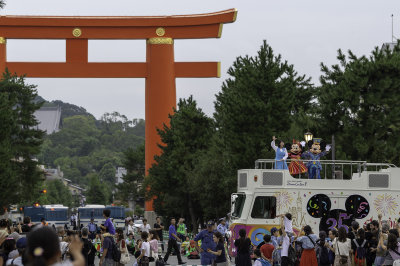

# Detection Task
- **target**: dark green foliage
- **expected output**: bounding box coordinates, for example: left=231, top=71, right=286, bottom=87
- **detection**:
left=214, top=40, right=314, bottom=171
left=146, top=96, right=214, bottom=231
left=39, top=179, right=73, bottom=207
left=316, top=42, right=400, bottom=165
left=115, top=144, right=145, bottom=207
left=86, top=173, right=110, bottom=205
left=0, top=70, right=44, bottom=211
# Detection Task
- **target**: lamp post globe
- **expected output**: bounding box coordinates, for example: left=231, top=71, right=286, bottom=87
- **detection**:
left=304, top=132, right=313, bottom=142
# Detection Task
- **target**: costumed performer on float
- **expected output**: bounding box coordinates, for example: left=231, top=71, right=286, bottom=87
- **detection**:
left=286, top=139, right=307, bottom=178
left=271, top=136, right=288, bottom=170
left=301, top=138, right=331, bottom=179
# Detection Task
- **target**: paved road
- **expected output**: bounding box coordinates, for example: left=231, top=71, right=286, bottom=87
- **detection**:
left=94, top=250, right=235, bottom=266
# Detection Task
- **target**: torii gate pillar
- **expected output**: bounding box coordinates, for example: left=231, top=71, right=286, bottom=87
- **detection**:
left=0, top=9, right=237, bottom=214
left=145, top=39, right=176, bottom=211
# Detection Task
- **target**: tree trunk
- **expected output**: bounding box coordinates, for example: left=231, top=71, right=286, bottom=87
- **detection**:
left=187, top=195, right=198, bottom=234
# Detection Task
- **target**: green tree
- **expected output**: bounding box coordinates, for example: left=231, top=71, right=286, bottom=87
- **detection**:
left=115, top=143, right=145, bottom=212
left=214, top=41, right=314, bottom=172
left=86, top=173, right=109, bottom=205
left=146, top=96, right=214, bottom=231
left=99, top=162, right=116, bottom=185
left=316, top=42, right=400, bottom=165
left=37, top=179, right=73, bottom=207
left=0, top=71, right=44, bottom=210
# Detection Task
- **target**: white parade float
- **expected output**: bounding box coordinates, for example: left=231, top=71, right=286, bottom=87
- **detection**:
left=228, top=158, right=399, bottom=256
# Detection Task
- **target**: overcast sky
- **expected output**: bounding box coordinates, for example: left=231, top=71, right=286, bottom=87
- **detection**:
left=2, top=0, right=399, bottom=119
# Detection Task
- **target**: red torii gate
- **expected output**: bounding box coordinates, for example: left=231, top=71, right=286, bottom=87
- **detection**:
left=0, top=8, right=237, bottom=212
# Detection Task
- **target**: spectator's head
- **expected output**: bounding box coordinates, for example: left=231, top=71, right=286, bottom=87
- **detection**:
left=338, top=227, right=347, bottom=242
left=26, top=226, right=60, bottom=266
left=103, top=209, right=111, bottom=218
left=389, top=229, right=399, bottom=238
left=116, top=228, right=124, bottom=241
left=329, top=229, right=337, bottom=240
left=371, top=220, right=379, bottom=230
left=129, top=220, right=133, bottom=225
left=128, top=233, right=134, bottom=239
left=303, top=225, right=312, bottom=236
left=56, top=226, right=65, bottom=237
left=141, top=231, right=148, bottom=241
left=263, top=234, right=271, bottom=243
left=156, top=216, right=161, bottom=223
left=81, top=228, right=88, bottom=237
left=143, top=218, right=147, bottom=224
left=207, top=221, right=214, bottom=231
left=150, top=230, right=159, bottom=241
left=40, top=218, right=46, bottom=224
left=0, top=219, right=8, bottom=229
left=213, top=231, right=224, bottom=244
left=3, top=238, right=16, bottom=255
left=382, top=223, right=390, bottom=233
left=90, top=218, right=94, bottom=223
left=357, top=228, right=365, bottom=240
left=253, top=249, right=261, bottom=258
left=170, top=218, right=176, bottom=225
left=351, top=221, right=359, bottom=231
left=239, top=228, right=246, bottom=239
left=365, top=223, right=372, bottom=232
left=23, top=216, right=31, bottom=225
left=285, top=213, right=292, bottom=221
left=16, top=237, right=27, bottom=255
left=319, top=231, right=327, bottom=245
left=270, top=227, right=278, bottom=237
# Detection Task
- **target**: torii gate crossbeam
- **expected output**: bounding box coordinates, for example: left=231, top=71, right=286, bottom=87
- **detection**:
left=0, top=8, right=237, bottom=213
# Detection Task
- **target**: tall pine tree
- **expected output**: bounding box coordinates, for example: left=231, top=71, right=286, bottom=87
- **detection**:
left=0, top=70, right=45, bottom=210
left=317, top=42, right=400, bottom=164
left=146, top=96, right=214, bottom=231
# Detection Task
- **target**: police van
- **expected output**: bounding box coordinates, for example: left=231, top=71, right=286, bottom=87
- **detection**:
left=229, top=159, right=398, bottom=256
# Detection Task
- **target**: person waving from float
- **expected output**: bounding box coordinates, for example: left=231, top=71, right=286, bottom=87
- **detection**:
left=271, top=136, right=288, bottom=170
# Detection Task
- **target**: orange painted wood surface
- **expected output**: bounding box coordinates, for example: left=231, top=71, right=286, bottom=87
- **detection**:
left=5, top=62, right=219, bottom=78
left=0, top=24, right=222, bottom=39
left=0, top=9, right=236, bottom=27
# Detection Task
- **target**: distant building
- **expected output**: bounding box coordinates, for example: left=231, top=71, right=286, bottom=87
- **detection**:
left=44, top=166, right=85, bottom=205
left=116, top=167, right=127, bottom=184
left=34, top=106, right=62, bottom=134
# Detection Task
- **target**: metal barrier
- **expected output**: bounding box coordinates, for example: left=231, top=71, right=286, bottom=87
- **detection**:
left=254, top=159, right=395, bottom=179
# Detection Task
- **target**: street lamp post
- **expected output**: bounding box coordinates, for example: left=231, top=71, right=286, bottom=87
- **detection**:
left=304, top=132, right=313, bottom=143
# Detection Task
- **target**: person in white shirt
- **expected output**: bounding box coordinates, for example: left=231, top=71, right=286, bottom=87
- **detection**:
left=127, top=220, right=135, bottom=235
left=279, top=216, right=291, bottom=266
left=327, top=226, right=352, bottom=266
left=277, top=213, right=293, bottom=235
left=139, top=219, right=151, bottom=233
left=253, top=249, right=269, bottom=266
left=138, top=232, right=151, bottom=265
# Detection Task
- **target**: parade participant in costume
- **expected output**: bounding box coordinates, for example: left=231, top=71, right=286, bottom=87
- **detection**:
left=301, top=138, right=331, bottom=179
left=271, top=136, right=288, bottom=170
left=285, top=139, right=307, bottom=178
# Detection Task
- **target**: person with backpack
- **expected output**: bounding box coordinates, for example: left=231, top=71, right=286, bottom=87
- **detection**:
left=100, top=227, right=118, bottom=266
left=316, top=231, right=331, bottom=266
left=254, top=249, right=272, bottom=266
left=296, top=225, right=318, bottom=266
left=352, top=228, right=367, bottom=266
left=327, top=226, right=352, bottom=266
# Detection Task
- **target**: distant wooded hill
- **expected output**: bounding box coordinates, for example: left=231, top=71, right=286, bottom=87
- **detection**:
left=37, top=97, right=145, bottom=202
